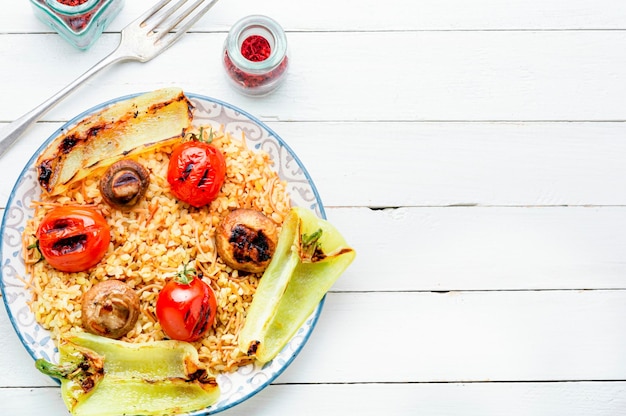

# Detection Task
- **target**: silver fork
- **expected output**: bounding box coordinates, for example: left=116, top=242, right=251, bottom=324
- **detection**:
left=0, top=0, right=219, bottom=158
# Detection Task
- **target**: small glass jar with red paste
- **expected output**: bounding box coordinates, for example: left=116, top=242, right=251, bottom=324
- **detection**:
left=30, top=0, right=124, bottom=50
left=223, top=15, right=289, bottom=97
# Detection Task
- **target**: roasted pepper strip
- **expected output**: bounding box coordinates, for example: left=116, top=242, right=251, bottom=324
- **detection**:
left=239, top=206, right=356, bottom=363
left=36, top=332, right=219, bottom=416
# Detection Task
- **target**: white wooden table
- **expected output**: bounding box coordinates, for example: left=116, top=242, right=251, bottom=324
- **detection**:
left=2, top=1, right=626, bottom=414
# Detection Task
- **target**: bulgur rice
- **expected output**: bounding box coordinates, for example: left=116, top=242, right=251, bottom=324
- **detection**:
left=21, top=126, right=291, bottom=374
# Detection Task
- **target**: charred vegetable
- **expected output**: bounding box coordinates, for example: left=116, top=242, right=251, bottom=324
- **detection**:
left=81, top=280, right=140, bottom=339
left=35, top=332, right=220, bottom=416
left=35, top=206, right=111, bottom=273
left=216, top=209, right=279, bottom=273
left=156, top=263, right=218, bottom=342
left=99, top=159, right=150, bottom=209
left=238, top=207, right=356, bottom=363
left=36, top=88, right=193, bottom=195
left=166, top=128, right=226, bottom=208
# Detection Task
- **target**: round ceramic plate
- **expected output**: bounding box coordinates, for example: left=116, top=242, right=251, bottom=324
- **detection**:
left=0, top=92, right=325, bottom=415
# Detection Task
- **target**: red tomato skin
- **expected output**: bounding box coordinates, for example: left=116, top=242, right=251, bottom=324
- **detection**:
left=167, top=141, right=226, bottom=208
left=36, top=206, right=111, bottom=273
left=156, top=277, right=218, bottom=342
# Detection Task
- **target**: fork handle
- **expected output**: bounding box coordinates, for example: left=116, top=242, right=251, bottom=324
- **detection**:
left=0, top=48, right=130, bottom=159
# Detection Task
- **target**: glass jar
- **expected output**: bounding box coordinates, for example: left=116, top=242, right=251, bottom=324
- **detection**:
left=223, top=15, right=289, bottom=97
left=29, top=0, right=125, bottom=50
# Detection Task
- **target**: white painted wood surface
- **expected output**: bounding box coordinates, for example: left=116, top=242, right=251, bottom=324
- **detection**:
left=2, top=0, right=626, bottom=414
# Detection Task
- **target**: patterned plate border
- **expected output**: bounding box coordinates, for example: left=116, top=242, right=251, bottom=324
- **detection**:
left=0, top=92, right=326, bottom=415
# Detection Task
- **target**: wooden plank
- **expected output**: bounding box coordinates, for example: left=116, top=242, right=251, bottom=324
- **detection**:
left=268, top=121, right=626, bottom=208
left=1, top=31, right=626, bottom=122
left=2, top=381, right=626, bottom=416
left=6, top=1, right=626, bottom=32
left=280, top=291, right=626, bottom=384
left=240, top=382, right=626, bottom=416
left=0, top=388, right=67, bottom=415
left=327, top=206, right=626, bottom=291
left=3, top=290, right=626, bottom=386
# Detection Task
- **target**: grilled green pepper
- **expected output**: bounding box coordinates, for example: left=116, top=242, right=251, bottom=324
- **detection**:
left=36, top=332, right=219, bottom=416
left=239, top=206, right=356, bottom=363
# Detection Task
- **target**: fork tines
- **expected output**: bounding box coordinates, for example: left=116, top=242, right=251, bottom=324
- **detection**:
left=140, top=0, right=219, bottom=42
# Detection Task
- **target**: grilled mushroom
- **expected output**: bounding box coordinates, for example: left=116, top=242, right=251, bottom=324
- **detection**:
left=99, top=159, right=150, bottom=209
left=81, top=280, right=140, bottom=339
left=216, top=209, right=279, bottom=273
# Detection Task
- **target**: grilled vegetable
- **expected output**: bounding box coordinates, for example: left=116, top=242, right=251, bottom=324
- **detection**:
left=81, top=280, right=140, bottom=339
left=166, top=129, right=226, bottom=208
left=35, top=332, right=220, bottom=416
left=99, top=159, right=150, bottom=209
left=238, top=207, right=356, bottom=363
left=36, top=87, right=193, bottom=195
left=156, top=263, right=218, bottom=342
left=36, top=206, right=111, bottom=273
left=216, top=209, right=279, bottom=273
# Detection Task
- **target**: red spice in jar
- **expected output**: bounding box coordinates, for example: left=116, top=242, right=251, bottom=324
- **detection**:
left=223, top=50, right=288, bottom=90
left=241, top=35, right=271, bottom=62
left=223, top=15, right=288, bottom=95
left=57, top=0, right=89, bottom=5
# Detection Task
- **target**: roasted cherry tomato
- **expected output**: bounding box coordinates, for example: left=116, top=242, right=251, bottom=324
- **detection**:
left=156, top=264, right=218, bottom=342
left=167, top=139, right=226, bottom=208
left=36, top=206, right=111, bottom=273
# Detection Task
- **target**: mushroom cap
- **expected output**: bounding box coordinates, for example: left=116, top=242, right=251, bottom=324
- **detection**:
left=99, top=159, right=150, bottom=209
left=81, top=280, right=141, bottom=339
left=216, top=209, right=279, bottom=273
